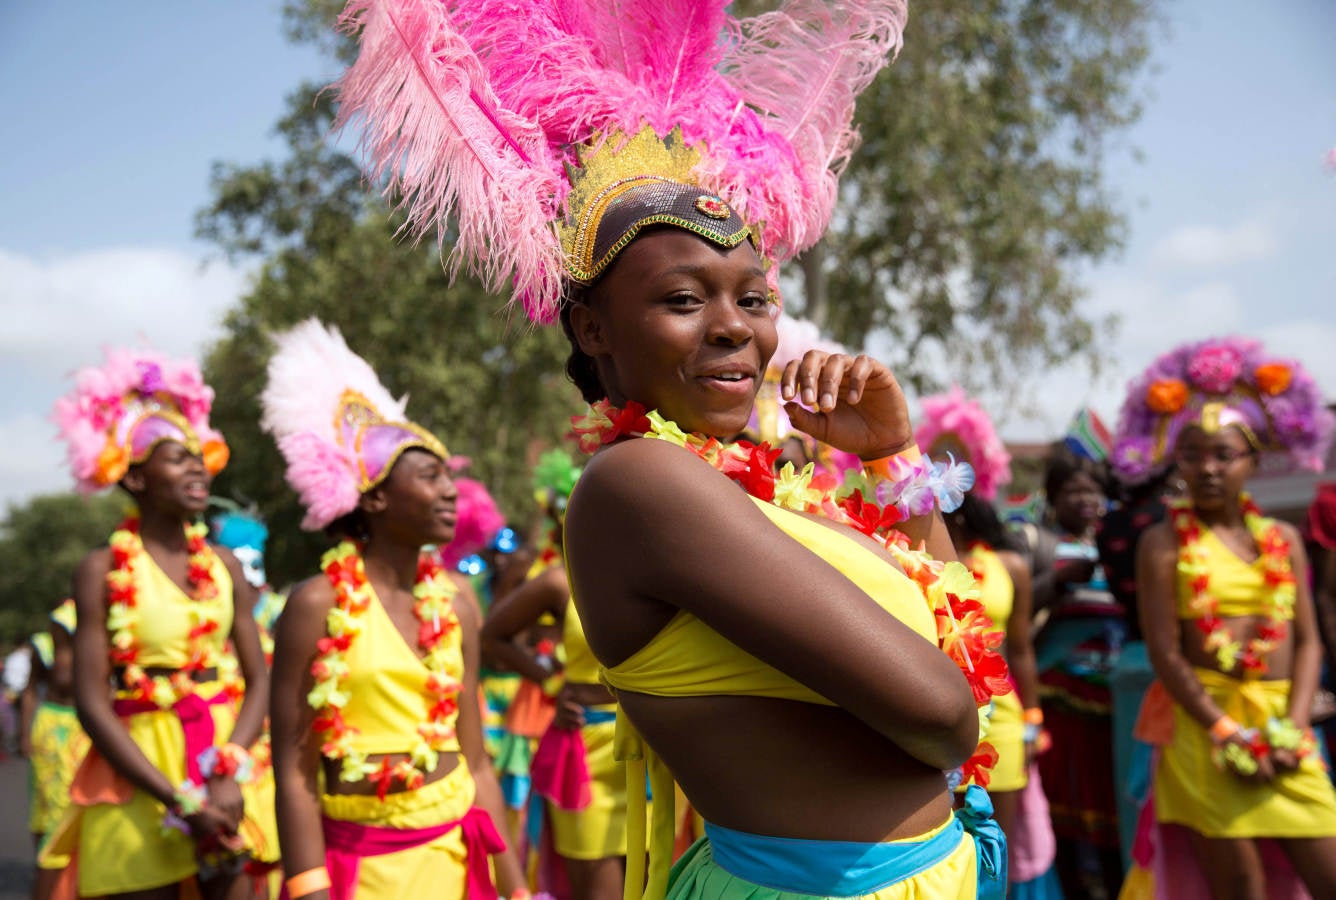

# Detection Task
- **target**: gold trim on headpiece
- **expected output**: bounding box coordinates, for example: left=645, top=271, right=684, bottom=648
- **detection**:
left=1199, top=401, right=1261, bottom=450
left=333, top=389, right=449, bottom=493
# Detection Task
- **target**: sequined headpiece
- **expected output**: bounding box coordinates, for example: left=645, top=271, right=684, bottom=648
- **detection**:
left=53, top=347, right=228, bottom=494
left=335, top=0, right=906, bottom=320
left=1111, top=336, right=1334, bottom=484
left=260, top=319, right=449, bottom=530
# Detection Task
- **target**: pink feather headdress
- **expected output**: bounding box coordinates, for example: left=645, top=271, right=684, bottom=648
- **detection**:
left=335, top=0, right=906, bottom=322
left=52, top=347, right=228, bottom=495
left=914, top=388, right=1012, bottom=502
left=260, top=319, right=449, bottom=530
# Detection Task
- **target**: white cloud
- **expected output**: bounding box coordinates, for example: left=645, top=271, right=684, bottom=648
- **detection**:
left=1257, top=319, right=1336, bottom=400
left=0, top=246, right=249, bottom=509
left=1151, top=221, right=1277, bottom=269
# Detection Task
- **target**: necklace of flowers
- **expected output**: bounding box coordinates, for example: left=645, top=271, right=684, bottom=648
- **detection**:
left=106, top=513, right=224, bottom=709
left=572, top=400, right=1012, bottom=785
left=310, top=541, right=463, bottom=800
left=1172, top=493, right=1296, bottom=676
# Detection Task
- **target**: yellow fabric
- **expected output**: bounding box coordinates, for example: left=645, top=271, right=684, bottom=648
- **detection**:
left=548, top=710, right=648, bottom=859
left=562, top=597, right=602, bottom=685
left=51, top=598, right=77, bottom=635
left=602, top=498, right=937, bottom=702
left=1175, top=525, right=1286, bottom=620
left=970, top=547, right=1013, bottom=632
left=1155, top=667, right=1336, bottom=838
left=29, top=702, right=89, bottom=839
left=320, top=759, right=477, bottom=900
left=338, top=585, right=463, bottom=756
left=41, top=681, right=244, bottom=893
left=975, top=689, right=1026, bottom=794
left=133, top=550, right=234, bottom=668
left=666, top=815, right=978, bottom=899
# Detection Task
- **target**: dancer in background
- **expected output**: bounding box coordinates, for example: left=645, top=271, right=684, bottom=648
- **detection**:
left=263, top=320, right=523, bottom=900
left=1117, top=337, right=1336, bottom=898
left=49, top=346, right=270, bottom=900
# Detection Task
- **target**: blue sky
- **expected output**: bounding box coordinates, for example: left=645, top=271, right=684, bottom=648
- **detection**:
left=1, top=0, right=1333, bottom=507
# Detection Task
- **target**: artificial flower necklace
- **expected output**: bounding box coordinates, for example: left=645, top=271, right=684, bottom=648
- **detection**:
left=572, top=400, right=1012, bottom=784
left=1172, top=494, right=1295, bottom=675
left=106, top=513, right=224, bottom=708
left=310, top=541, right=463, bottom=799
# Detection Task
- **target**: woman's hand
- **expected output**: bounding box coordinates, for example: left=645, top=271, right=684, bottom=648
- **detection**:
left=780, top=352, right=914, bottom=460
left=1270, top=747, right=1301, bottom=772
left=185, top=804, right=236, bottom=842
left=552, top=684, right=586, bottom=731
left=207, top=775, right=245, bottom=831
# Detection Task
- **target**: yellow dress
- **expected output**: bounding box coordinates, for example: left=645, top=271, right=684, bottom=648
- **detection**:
left=319, top=580, right=478, bottom=899
left=968, top=547, right=1026, bottom=794
left=29, top=601, right=90, bottom=842
left=1154, top=526, right=1336, bottom=838
left=546, top=597, right=637, bottom=860
left=596, top=497, right=979, bottom=900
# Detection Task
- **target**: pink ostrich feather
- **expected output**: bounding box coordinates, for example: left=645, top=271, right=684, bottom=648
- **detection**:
left=52, top=346, right=219, bottom=495
left=260, top=319, right=409, bottom=530
left=438, top=476, right=505, bottom=568
left=915, top=387, right=1012, bottom=502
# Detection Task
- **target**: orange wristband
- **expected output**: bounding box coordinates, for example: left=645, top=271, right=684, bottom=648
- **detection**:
left=1209, top=715, right=1240, bottom=742
left=1023, top=707, right=1044, bottom=726
left=862, top=444, right=923, bottom=481
left=285, top=867, right=331, bottom=899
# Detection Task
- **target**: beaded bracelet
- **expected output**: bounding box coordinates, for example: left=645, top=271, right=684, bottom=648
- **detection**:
left=286, top=867, right=331, bottom=899
left=864, top=445, right=976, bottom=516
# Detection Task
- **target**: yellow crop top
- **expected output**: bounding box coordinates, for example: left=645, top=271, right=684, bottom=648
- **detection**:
left=562, top=596, right=602, bottom=685
left=1176, top=525, right=1285, bottom=620
left=336, top=586, right=463, bottom=756
left=600, top=497, right=938, bottom=702
left=131, top=551, right=233, bottom=669
left=970, top=546, right=1014, bottom=632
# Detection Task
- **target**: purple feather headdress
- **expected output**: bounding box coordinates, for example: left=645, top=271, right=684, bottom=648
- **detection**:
left=260, top=319, right=449, bottom=530
left=1111, top=336, right=1334, bottom=484
left=335, top=0, right=906, bottom=322
left=915, top=387, right=1012, bottom=502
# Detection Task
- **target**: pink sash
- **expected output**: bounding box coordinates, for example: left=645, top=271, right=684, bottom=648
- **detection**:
left=112, top=689, right=231, bottom=785
left=321, top=806, right=506, bottom=900
left=530, top=726, right=592, bottom=811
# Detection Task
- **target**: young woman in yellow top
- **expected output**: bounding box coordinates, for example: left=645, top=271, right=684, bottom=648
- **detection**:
left=263, top=320, right=523, bottom=900
left=1116, top=337, right=1336, bottom=898
left=51, top=347, right=270, bottom=900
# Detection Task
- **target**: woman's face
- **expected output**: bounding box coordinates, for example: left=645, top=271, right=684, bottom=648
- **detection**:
left=366, top=449, right=459, bottom=547
left=125, top=440, right=211, bottom=516
left=573, top=229, right=777, bottom=438
left=1174, top=425, right=1256, bottom=512
left=1052, top=470, right=1104, bottom=534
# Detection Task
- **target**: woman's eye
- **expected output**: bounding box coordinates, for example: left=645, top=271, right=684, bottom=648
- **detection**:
left=738, top=293, right=768, bottom=309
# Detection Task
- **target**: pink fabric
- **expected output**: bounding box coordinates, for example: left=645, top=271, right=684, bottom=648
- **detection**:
left=1007, top=763, right=1057, bottom=883
left=113, top=689, right=229, bottom=785
left=321, top=806, right=506, bottom=900
left=530, top=725, right=592, bottom=810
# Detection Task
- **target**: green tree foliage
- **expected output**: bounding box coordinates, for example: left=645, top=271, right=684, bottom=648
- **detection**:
left=0, top=493, right=126, bottom=645
left=197, top=86, right=578, bottom=590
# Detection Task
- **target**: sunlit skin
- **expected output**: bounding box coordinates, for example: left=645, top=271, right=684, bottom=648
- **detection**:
left=1137, top=424, right=1336, bottom=897
left=270, top=449, right=525, bottom=899
left=70, top=440, right=268, bottom=900
left=564, top=228, right=977, bottom=851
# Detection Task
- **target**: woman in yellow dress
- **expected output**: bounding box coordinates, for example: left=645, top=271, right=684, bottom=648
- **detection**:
left=262, top=320, right=524, bottom=900
left=1116, top=337, right=1336, bottom=898
left=50, top=346, right=270, bottom=900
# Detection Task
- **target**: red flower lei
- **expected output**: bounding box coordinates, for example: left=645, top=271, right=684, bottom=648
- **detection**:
left=310, top=541, right=463, bottom=799
left=105, top=514, right=224, bottom=708
left=1171, top=495, right=1296, bottom=676
left=572, top=400, right=1009, bottom=783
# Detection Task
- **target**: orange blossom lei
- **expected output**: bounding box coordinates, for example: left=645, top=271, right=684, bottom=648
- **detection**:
left=572, top=400, right=1011, bottom=785
left=311, top=541, right=463, bottom=799
left=106, top=513, right=225, bottom=708
left=1172, top=493, right=1296, bottom=676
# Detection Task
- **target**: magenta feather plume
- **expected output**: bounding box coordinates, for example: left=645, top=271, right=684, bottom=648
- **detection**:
left=437, top=476, right=505, bottom=568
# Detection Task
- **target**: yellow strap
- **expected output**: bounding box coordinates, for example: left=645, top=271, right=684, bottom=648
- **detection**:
left=647, top=751, right=675, bottom=899
left=611, top=691, right=677, bottom=900
left=624, top=756, right=648, bottom=900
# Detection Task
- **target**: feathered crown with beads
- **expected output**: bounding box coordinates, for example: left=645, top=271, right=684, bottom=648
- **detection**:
left=335, top=0, right=906, bottom=321
left=52, top=347, right=228, bottom=495
left=260, top=319, right=448, bottom=530
left=1111, top=336, right=1334, bottom=484
left=914, top=388, right=1011, bottom=502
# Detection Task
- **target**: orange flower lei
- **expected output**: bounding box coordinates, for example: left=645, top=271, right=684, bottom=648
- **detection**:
left=572, top=400, right=1011, bottom=784
left=106, top=514, right=224, bottom=708
left=1172, top=494, right=1296, bottom=676
left=310, top=541, right=463, bottom=799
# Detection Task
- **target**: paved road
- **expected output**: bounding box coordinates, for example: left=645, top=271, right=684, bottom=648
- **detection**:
left=0, top=755, right=34, bottom=900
